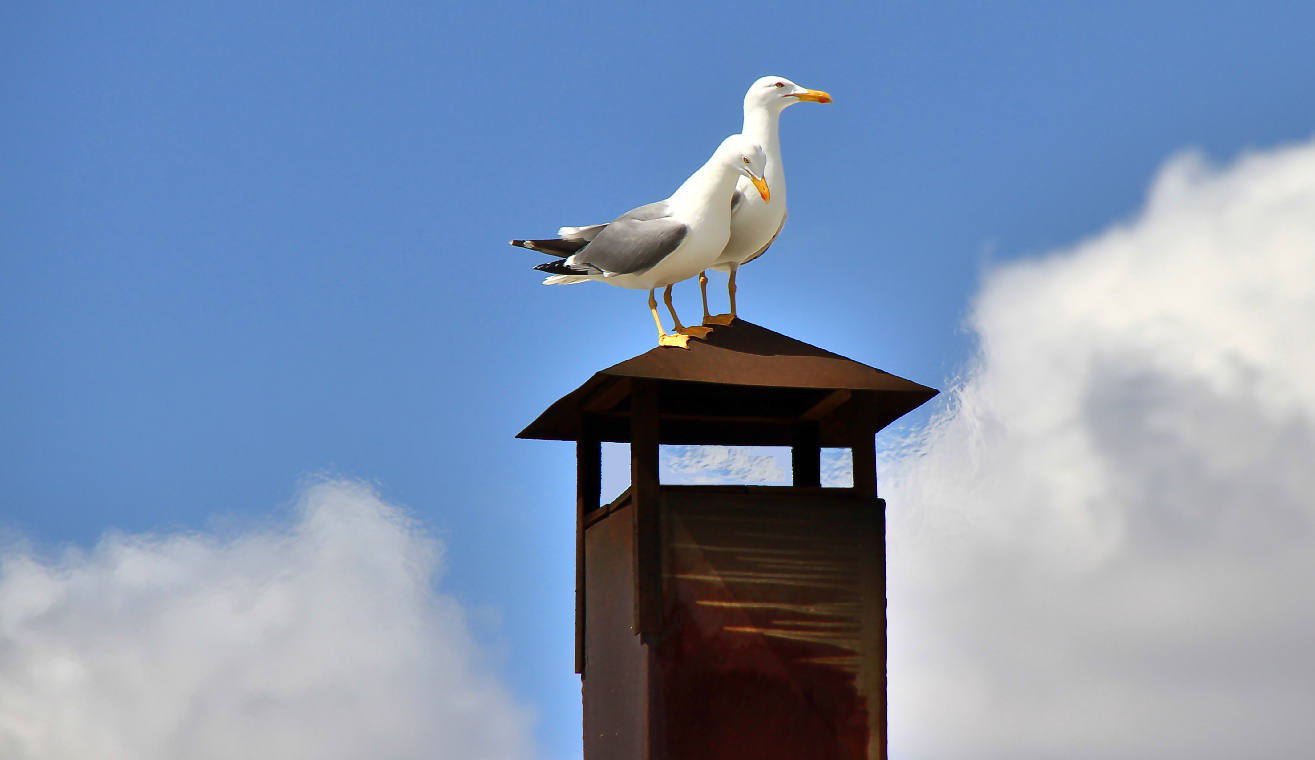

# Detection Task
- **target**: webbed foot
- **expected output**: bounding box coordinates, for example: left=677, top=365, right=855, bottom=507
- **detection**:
left=677, top=325, right=714, bottom=339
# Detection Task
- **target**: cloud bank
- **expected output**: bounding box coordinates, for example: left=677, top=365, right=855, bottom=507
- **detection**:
left=884, top=137, right=1315, bottom=758
left=0, top=480, right=533, bottom=760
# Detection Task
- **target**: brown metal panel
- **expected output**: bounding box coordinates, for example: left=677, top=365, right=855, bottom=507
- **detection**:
left=576, top=425, right=601, bottom=675
left=584, top=498, right=649, bottom=760
left=525, top=385, right=937, bottom=447
left=583, top=376, right=632, bottom=415
left=654, top=488, right=886, bottom=759
left=871, top=498, right=888, bottom=760
left=792, top=422, right=822, bottom=488
left=849, top=395, right=879, bottom=499
left=630, top=379, right=662, bottom=636
left=801, top=388, right=853, bottom=421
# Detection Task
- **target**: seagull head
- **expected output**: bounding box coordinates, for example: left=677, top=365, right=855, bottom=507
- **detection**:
left=744, top=76, right=833, bottom=113
left=717, top=134, right=771, bottom=203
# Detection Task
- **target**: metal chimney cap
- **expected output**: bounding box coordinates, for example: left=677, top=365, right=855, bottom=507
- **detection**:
left=518, top=320, right=938, bottom=446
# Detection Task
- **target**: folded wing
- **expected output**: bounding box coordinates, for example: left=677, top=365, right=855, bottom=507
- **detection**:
left=532, top=202, right=688, bottom=277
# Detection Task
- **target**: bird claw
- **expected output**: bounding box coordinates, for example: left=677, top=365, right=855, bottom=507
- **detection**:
left=659, top=333, right=691, bottom=349
left=703, top=313, right=736, bottom=326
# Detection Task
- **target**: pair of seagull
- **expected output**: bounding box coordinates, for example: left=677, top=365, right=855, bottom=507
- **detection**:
left=512, top=76, right=831, bottom=347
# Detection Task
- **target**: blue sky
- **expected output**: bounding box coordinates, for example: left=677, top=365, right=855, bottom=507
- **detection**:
left=4, top=3, right=1315, bottom=758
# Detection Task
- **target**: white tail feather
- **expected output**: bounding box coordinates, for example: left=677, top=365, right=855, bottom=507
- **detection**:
left=542, top=274, right=593, bottom=285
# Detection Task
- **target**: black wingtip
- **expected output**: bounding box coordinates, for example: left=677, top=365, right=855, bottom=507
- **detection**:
left=533, top=259, right=584, bottom=275
left=509, top=237, right=588, bottom=257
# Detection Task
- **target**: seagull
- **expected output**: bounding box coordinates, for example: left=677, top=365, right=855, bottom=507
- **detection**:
left=512, top=77, right=830, bottom=331
left=700, top=76, right=831, bottom=325
left=512, top=135, right=769, bottom=348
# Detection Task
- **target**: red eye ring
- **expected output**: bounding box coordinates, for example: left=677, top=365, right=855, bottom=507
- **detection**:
left=774, top=81, right=785, bottom=88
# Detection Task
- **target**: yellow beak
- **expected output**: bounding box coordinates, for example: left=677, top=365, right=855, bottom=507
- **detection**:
left=793, top=88, right=832, bottom=104
left=748, top=174, right=770, bottom=203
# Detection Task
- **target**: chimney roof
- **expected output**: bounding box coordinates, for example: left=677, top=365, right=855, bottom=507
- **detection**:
left=518, top=321, right=938, bottom=447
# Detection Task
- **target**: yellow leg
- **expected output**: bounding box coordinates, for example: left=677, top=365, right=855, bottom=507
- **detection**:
left=728, top=265, right=738, bottom=319
left=666, top=284, right=711, bottom=339
left=699, top=271, right=712, bottom=323
left=704, top=264, right=738, bottom=326
left=650, top=289, right=689, bottom=348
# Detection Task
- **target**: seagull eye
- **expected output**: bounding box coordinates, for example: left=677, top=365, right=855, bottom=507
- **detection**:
left=773, top=81, right=785, bottom=88
left=742, top=156, right=750, bottom=164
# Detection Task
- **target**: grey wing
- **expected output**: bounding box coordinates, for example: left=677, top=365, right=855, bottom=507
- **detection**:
left=614, top=201, right=676, bottom=223
left=729, top=186, right=745, bottom=213
left=574, top=202, right=688, bottom=275
left=557, top=222, right=609, bottom=241
left=554, top=202, right=673, bottom=256
left=741, top=210, right=788, bottom=265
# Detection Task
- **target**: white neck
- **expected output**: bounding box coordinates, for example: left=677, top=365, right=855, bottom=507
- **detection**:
left=743, top=107, right=781, bottom=159
left=743, top=105, right=785, bottom=194
left=668, top=157, right=740, bottom=212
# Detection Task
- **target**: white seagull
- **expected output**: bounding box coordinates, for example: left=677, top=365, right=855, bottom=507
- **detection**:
left=700, top=76, right=831, bottom=325
left=513, top=135, right=769, bottom=348
left=513, top=77, right=830, bottom=330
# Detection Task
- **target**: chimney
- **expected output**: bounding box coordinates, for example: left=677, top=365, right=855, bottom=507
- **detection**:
left=519, top=321, right=937, bottom=759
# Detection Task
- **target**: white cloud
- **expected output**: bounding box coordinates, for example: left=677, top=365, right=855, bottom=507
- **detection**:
left=0, top=480, right=534, bottom=760
left=883, top=136, right=1315, bottom=758
left=660, top=445, right=789, bottom=485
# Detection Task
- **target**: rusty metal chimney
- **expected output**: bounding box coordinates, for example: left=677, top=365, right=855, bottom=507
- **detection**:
left=519, top=320, right=937, bottom=760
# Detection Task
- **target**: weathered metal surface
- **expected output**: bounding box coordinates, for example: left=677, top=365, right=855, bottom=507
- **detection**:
left=849, top=399, right=879, bottom=499
left=583, top=486, right=888, bottom=759
left=584, top=494, right=649, bottom=760
left=631, top=380, right=663, bottom=636
left=792, top=422, right=822, bottom=488
left=653, top=488, right=887, bottom=760
left=518, top=320, right=937, bottom=446
left=576, top=431, right=600, bottom=675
